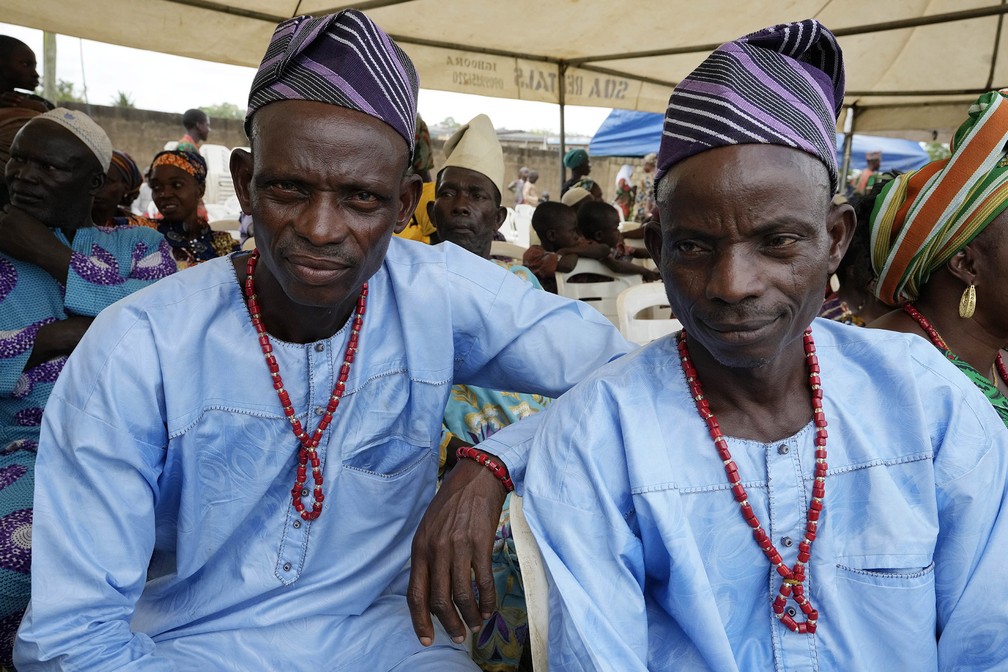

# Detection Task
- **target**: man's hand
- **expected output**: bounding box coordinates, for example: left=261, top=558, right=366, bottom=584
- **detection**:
left=408, top=456, right=508, bottom=646
left=0, top=207, right=72, bottom=282
left=25, top=316, right=94, bottom=371
left=0, top=92, right=48, bottom=112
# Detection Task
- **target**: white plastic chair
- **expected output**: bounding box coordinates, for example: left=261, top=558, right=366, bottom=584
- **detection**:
left=489, top=241, right=528, bottom=263
left=508, top=203, right=535, bottom=247
left=555, top=258, right=642, bottom=326
left=616, top=282, right=682, bottom=344
left=509, top=494, right=549, bottom=671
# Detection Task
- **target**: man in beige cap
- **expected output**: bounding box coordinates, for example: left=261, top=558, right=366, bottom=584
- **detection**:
left=0, top=107, right=174, bottom=667
left=428, top=114, right=507, bottom=257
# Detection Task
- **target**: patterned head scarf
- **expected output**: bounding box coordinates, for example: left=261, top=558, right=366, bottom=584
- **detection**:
left=246, top=9, right=418, bottom=156
left=109, top=150, right=143, bottom=202
left=869, top=90, right=1008, bottom=305
left=563, top=148, right=589, bottom=169
left=655, top=19, right=844, bottom=190
left=36, top=107, right=113, bottom=171
left=149, top=149, right=208, bottom=184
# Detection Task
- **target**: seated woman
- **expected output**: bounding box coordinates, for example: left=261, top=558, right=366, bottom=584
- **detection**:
left=148, top=149, right=238, bottom=269
left=867, top=89, right=1008, bottom=424
left=91, top=150, right=153, bottom=228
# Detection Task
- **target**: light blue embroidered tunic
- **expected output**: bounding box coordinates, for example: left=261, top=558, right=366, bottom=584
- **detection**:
left=14, top=239, right=631, bottom=671
left=522, top=318, right=1008, bottom=671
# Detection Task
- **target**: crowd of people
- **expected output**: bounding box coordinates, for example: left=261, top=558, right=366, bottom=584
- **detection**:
left=1, top=9, right=1007, bottom=672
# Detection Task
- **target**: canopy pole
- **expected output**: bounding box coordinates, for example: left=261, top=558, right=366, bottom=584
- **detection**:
left=839, top=106, right=855, bottom=195
left=43, top=31, right=56, bottom=103
left=558, top=62, right=568, bottom=193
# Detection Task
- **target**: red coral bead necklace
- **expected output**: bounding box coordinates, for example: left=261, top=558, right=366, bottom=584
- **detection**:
left=903, top=303, right=1008, bottom=386
left=677, top=328, right=825, bottom=634
left=244, top=249, right=367, bottom=521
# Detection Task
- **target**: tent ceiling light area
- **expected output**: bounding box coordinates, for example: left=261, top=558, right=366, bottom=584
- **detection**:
left=7, top=0, right=1008, bottom=135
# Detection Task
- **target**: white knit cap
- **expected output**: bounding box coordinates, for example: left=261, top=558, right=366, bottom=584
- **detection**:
left=36, top=107, right=113, bottom=171
left=440, top=114, right=504, bottom=198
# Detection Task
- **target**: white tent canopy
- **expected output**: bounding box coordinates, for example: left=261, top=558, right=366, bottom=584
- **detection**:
left=7, top=0, right=1008, bottom=137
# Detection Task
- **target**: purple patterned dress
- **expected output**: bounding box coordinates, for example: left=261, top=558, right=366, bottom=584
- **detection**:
left=0, top=225, right=175, bottom=666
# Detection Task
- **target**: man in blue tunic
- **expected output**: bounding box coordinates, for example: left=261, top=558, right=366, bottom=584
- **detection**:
left=13, top=10, right=630, bottom=672
left=520, top=20, right=1008, bottom=671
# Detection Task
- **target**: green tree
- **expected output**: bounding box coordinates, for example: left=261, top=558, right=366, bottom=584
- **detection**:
left=112, top=90, right=135, bottom=108
left=36, top=79, right=84, bottom=103
left=202, top=102, right=244, bottom=120
left=924, top=141, right=950, bottom=162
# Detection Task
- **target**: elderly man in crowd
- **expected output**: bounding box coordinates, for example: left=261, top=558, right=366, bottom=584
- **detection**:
left=0, top=108, right=174, bottom=667
left=519, top=20, right=1008, bottom=670
left=14, top=11, right=630, bottom=671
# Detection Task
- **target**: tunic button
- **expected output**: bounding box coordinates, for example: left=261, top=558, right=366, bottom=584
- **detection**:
left=314, top=342, right=325, bottom=352
left=293, top=520, right=301, bottom=529
left=315, top=406, right=325, bottom=416
left=781, top=536, right=793, bottom=547
left=283, top=562, right=292, bottom=572
left=786, top=606, right=797, bottom=617
left=777, top=444, right=789, bottom=455
left=301, top=488, right=309, bottom=497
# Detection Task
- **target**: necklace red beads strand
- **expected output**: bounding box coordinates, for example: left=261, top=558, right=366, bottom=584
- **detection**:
left=676, top=328, right=826, bottom=634
left=903, top=303, right=1008, bottom=386
left=244, top=250, right=367, bottom=521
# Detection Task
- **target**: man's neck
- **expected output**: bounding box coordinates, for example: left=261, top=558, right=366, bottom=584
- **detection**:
left=914, top=292, right=1004, bottom=381
left=685, top=336, right=814, bottom=443
left=235, top=255, right=360, bottom=344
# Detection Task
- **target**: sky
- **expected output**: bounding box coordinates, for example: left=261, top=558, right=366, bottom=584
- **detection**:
left=0, top=22, right=612, bottom=136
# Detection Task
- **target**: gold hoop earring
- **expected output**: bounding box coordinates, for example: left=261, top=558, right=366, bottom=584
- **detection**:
left=959, top=284, right=976, bottom=319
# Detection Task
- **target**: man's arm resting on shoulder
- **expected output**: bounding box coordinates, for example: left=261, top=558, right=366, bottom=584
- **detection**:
left=0, top=208, right=72, bottom=284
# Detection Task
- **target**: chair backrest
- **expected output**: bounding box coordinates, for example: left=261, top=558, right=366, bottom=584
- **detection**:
left=489, top=241, right=528, bottom=263
left=616, top=281, right=682, bottom=344
left=208, top=219, right=241, bottom=242
left=511, top=204, right=536, bottom=247
left=509, top=494, right=549, bottom=671
left=555, top=258, right=642, bottom=326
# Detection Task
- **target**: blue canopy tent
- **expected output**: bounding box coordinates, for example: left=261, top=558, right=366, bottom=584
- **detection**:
left=588, top=109, right=931, bottom=172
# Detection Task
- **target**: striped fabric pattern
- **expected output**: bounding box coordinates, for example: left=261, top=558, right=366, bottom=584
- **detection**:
left=655, top=19, right=844, bottom=190
left=869, top=90, right=1008, bottom=305
left=245, top=10, right=418, bottom=154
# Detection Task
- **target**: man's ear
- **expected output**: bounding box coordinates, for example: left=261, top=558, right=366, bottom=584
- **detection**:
left=825, top=201, right=856, bottom=275
left=88, top=170, right=105, bottom=196
left=230, top=148, right=254, bottom=214
left=644, top=219, right=663, bottom=268
left=394, top=173, right=422, bottom=234
left=495, top=205, right=507, bottom=228
left=425, top=199, right=436, bottom=229
left=947, top=246, right=979, bottom=287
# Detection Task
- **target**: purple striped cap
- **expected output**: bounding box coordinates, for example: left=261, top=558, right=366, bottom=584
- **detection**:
left=656, top=19, right=844, bottom=190
left=245, top=10, right=418, bottom=154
